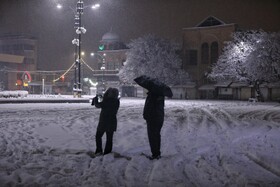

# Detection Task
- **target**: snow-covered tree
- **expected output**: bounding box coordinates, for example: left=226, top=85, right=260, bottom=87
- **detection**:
left=247, top=32, right=280, bottom=82
left=208, top=30, right=280, bottom=100
left=118, top=34, right=190, bottom=85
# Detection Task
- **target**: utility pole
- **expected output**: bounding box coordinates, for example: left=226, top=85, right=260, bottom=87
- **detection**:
left=57, top=1, right=100, bottom=97
left=73, top=14, right=79, bottom=97
left=76, top=0, right=86, bottom=97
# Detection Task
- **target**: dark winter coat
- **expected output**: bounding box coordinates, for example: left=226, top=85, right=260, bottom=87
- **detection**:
left=93, top=96, right=120, bottom=132
left=143, top=92, right=164, bottom=124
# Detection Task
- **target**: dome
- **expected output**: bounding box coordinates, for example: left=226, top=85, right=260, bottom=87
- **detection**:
left=101, top=32, right=120, bottom=42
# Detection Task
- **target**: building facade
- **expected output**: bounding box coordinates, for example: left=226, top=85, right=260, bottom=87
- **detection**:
left=181, top=16, right=280, bottom=101
left=1, top=21, right=279, bottom=101
left=0, top=34, right=38, bottom=91
left=82, top=31, right=128, bottom=95
left=182, top=16, right=237, bottom=99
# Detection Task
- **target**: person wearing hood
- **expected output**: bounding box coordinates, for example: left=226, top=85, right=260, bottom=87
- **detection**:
left=92, top=87, right=120, bottom=155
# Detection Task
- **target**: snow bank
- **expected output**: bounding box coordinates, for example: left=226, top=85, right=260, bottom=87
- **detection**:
left=0, top=90, right=28, bottom=98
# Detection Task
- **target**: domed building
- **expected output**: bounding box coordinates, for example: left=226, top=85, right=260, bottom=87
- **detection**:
left=94, top=31, right=128, bottom=94
left=99, top=31, right=127, bottom=51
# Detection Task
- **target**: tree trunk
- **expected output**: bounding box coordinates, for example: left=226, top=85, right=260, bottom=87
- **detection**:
left=254, top=81, right=264, bottom=102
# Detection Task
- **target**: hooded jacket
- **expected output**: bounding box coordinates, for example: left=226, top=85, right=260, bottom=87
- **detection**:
left=94, top=96, right=120, bottom=132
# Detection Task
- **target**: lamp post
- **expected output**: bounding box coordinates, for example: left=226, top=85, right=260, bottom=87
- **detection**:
left=57, top=1, right=100, bottom=98
left=72, top=38, right=79, bottom=96
left=75, top=1, right=100, bottom=97
left=100, top=65, right=105, bottom=85
left=91, top=52, right=106, bottom=91
left=91, top=52, right=106, bottom=68
left=75, top=0, right=85, bottom=97
left=101, top=55, right=106, bottom=91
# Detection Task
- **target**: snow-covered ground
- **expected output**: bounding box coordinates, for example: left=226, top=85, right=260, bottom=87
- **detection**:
left=0, top=98, right=279, bottom=186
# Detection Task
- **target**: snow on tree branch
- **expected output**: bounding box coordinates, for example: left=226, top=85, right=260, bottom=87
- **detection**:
left=208, top=30, right=280, bottom=84
left=118, top=34, right=190, bottom=85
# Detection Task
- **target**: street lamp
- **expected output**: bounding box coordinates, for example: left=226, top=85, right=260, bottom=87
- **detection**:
left=91, top=52, right=105, bottom=58
left=91, top=52, right=106, bottom=91
left=56, top=4, right=62, bottom=9
left=92, top=4, right=100, bottom=9
left=100, top=64, right=106, bottom=91
left=91, top=52, right=106, bottom=69
left=71, top=38, right=79, bottom=94
left=57, top=1, right=100, bottom=98
left=75, top=0, right=85, bottom=97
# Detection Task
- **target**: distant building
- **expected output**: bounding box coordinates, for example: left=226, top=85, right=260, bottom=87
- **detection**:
left=0, top=34, right=71, bottom=94
left=0, top=34, right=38, bottom=91
left=181, top=16, right=280, bottom=101
left=182, top=16, right=237, bottom=85
left=97, top=31, right=127, bottom=71
left=182, top=16, right=237, bottom=99
left=99, top=31, right=128, bottom=52
left=0, top=32, right=129, bottom=95
left=82, top=31, right=128, bottom=95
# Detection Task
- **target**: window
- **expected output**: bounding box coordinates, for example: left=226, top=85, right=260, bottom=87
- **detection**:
left=24, top=58, right=34, bottom=64
left=13, top=44, right=23, bottom=51
left=188, top=50, right=197, bottom=65
left=23, top=44, right=34, bottom=50
left=201, top=43, right=209, bottom=64
left=211, top=42, right=218, bottom=64
left=107, top=61, right=115, bottom=70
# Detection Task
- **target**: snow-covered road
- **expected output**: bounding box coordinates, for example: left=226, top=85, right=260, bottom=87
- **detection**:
left=0, top=99, right=279, bottom=186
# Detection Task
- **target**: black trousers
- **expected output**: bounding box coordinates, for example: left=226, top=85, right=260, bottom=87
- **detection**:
left=146, top=120, right=163, bottom=157
left=95, top=130, right=114, bottom=154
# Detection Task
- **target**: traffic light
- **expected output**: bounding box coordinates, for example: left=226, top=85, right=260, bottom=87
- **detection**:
left=99, top=44, right=105, bottom=51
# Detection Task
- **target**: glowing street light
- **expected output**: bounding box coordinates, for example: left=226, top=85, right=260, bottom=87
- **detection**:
left=56, top=4, right=62, bottom=9
left=90, top=52, right=106, bottom=89
left=90, top=52, right=106, bottom=58
left=100, top=65, right=106, bottom=88
left=92, top=4, right=100, bottom=9
left=57, top=1, right=100, bottom=97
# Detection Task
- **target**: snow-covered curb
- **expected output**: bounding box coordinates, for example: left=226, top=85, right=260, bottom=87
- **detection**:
left=0, top=90, right=28, bottom=98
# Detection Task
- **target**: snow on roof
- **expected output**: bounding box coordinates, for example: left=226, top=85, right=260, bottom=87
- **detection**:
left=230, top=82, right=249, bottom=88
left=198, top=84, right=215, bottom=90
left=266, top=82, right=280, bottom=88
left=101, top=31, right=120, bottom=42
left=214, top=81, right=232, bottom=87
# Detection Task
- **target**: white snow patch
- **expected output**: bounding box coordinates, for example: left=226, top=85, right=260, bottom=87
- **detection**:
left=0, top=98, right=279, bottom=186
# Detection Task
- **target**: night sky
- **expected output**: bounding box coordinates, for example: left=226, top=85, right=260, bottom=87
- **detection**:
left=0, top=0, right=279, bottom=70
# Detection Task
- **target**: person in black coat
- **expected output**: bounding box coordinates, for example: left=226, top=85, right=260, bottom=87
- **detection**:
left=143, top=91, right=165, bottom=160
left=92, top=87, right=120, bottom=155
